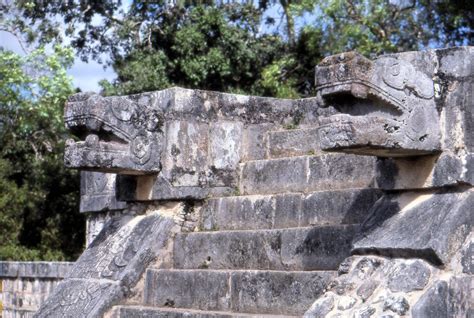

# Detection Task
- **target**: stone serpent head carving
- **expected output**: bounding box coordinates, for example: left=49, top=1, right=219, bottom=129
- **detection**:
left=315, top=51, right=441, bottom=157
left=64, top=92, right=164, bottom=174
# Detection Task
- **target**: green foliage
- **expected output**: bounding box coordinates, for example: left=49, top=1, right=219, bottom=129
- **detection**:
left=260, top=57, right=299, bottom=98
left=0, top=46, right=85, bottom=261
left=101, top=4, right=284, bottom=96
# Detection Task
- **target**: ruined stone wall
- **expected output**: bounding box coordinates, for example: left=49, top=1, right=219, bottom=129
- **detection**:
left=0, top=262, right=73, bottom=317
left=34, top=46, right=473, bottom=317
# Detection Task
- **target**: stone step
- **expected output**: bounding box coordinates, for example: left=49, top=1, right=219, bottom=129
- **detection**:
left=200, top=189, right=382, bottom=231
left=173, top=225, right=358, bottom=271
left=114, top=305, right=299, bottom=317
left=239, top=154, right=376, bottom=196
left=143, top=269, right=334, bottom=316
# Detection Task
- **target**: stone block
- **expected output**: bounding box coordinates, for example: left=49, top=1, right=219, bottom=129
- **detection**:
left=461, top=240, right=473, bottom=274
left=307, top=154, right=376, bottom=191
left=230, top=271, right=334, bottom=315
left=0, top=262, right=73, bottom=279
left=301, top=189, right=382, bottom=225
left=209, top=121, right=243, bottom=171
left=387, top=260, right=431, bottom=292
left=80, top=172, right=126, bottom=213
left=353, top=190, right=473, bottom=266
left=240, top=154, right=376, bottom=195
left=266, top=127, right=320, bottom=159
left=143, top=269, right=333, bottom=316
left=144, top=269, right=231, bottom=311
left=382, top=294, right=409, bottom=316
left=411, top=280, right=448, bottom=317
left=241, top=124, right=274, bottom=161
left=356, top=280, right=378, bottom=302
left=200, top=193, right=302, bottom=231
left=115, top=305, right=298, bottom=317
left=199, top=189, right=381, bottom=232
left=162, top=120, right=209, bottom=187
left=448, top=276, right=474, bottom=318
left=437, top=47, right=474, bottom=153
left=174, top=226, right=358, bottom=271
left=208, top=121, right=243, bottom=187
left=240, top=156, right=307, bottom=195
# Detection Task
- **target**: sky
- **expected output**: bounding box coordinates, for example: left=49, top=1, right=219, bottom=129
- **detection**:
left=0, top=30, right=117, bottom=92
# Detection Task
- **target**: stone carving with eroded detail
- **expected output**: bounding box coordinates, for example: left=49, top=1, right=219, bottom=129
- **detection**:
left=316, top=51, right=441, bottom=157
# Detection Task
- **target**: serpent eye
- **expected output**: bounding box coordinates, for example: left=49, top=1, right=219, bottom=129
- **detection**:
left=130, top=134, right=152, bottom=165
left=390, top=62, right=401, bottom=77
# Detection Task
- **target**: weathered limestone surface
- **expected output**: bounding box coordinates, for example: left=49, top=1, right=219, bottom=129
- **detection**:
left=316, top=47, right=473, bottom=188
left=80, top=171, right=128, bottom=246
left=144, top=269, right=334, bottom=316
left=115, top=306, right=298, bottom=317
left=0, top=262, right=73, bottom=318
left=64, top=88, right=326, bottom=201
left=240, top=154, right=376, bottom=195
left=0, top=262, right=73, bottom=279
left=174, top=226, right=358, bottom=271
left=80, top=172, right=127, bottom=213
left=200, top=189, right=382, bottom=231
left=266, top=127, right=320, bottom=158
left=353, top=189, right=473, bottom=265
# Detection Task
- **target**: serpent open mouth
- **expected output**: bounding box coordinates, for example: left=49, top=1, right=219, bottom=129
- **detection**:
left=63, top=94, right=161, bottom=174
left=315, top=52, right=439, bottom=157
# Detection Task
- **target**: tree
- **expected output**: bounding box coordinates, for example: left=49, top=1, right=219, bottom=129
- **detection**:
left=0, top=46, right=85, bottom=261
left=257, top=0, right=473, bottom=97
left=4, top=0, right=472, bottom=98
left=100, top=3, right=284, bottom=95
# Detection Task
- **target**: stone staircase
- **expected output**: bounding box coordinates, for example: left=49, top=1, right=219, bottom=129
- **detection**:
left=110, top=127, right=382, bottom=317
